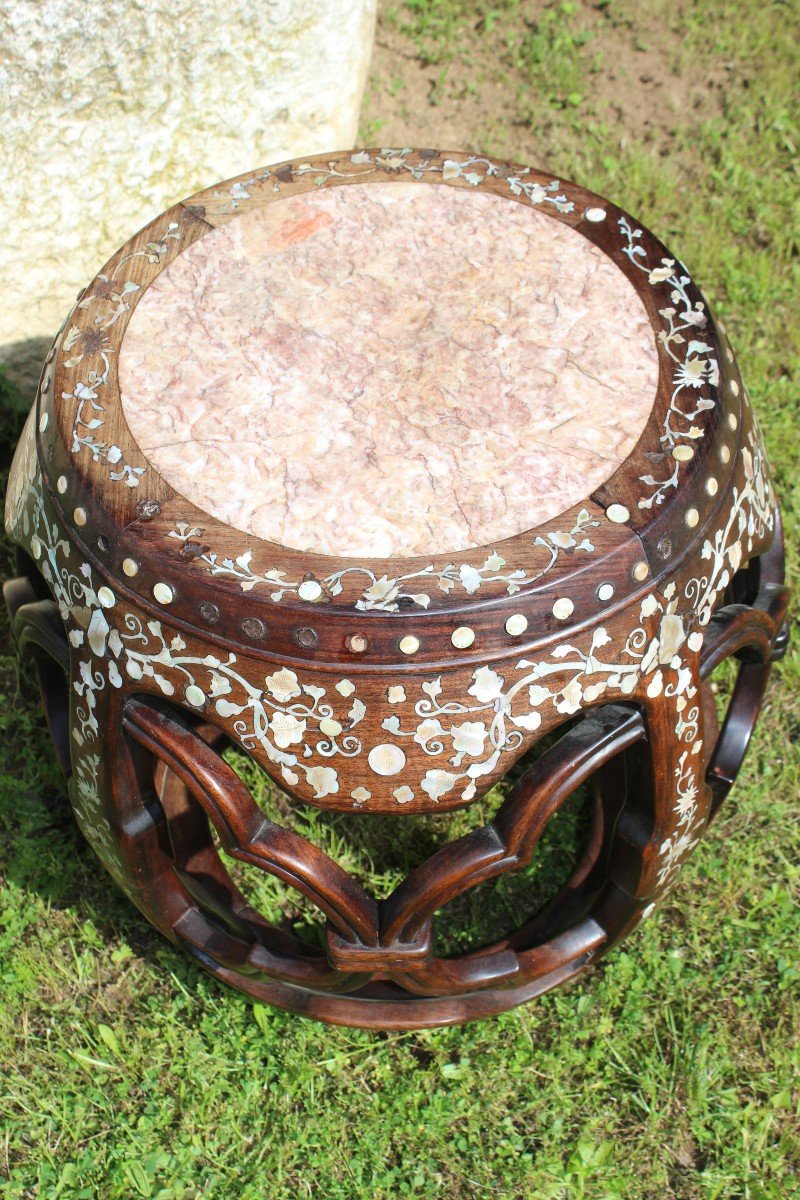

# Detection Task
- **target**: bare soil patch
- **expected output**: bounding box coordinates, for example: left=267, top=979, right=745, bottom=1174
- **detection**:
left=362, top=1, right=729, bottom=171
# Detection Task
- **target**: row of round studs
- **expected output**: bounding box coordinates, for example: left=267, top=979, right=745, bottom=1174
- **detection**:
left=675, top=411, right=738, bottom=528
left=37, top=568, right=655, bottom=661
left=602, top=413, right=737, bottom=535
left=56, top=404, right=736, bottom=656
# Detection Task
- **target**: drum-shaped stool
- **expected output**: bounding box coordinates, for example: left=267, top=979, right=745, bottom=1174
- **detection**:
left=5, top=149, right=789, bottom=1029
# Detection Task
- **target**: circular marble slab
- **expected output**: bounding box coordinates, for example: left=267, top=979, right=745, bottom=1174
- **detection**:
left=118, top=181, right=659, bottom=559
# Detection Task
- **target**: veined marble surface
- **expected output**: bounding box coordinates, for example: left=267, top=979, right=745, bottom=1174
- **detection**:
left=118, top=181, right=659, bottom=559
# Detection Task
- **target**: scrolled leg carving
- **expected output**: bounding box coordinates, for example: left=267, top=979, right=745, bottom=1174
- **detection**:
left=90, top=696, right=679, bottom=1026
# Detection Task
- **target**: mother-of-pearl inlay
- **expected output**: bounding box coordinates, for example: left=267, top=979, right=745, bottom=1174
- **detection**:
left=118, top=182, right=659, bottom=559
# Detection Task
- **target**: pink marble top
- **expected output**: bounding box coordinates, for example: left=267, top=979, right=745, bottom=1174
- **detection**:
left=118, top=181, right=658, bottom=559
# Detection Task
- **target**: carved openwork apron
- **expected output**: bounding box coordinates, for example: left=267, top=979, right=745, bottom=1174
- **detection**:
left=5, top=150, right=788, bottom=1028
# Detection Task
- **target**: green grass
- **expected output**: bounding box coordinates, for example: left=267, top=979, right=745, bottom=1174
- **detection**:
left=2, top=2, right=799, bottom=1196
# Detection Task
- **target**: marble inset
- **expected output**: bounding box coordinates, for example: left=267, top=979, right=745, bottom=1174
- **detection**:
left=118, top=182, right=659, bottom=559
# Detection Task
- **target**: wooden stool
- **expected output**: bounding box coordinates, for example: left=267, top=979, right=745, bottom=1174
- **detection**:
left=5, top=149, right=788, bottom=1029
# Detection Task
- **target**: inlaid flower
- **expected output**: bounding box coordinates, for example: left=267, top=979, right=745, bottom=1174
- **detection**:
left=674, top=357, right=708, bottom=389
left=393, top=786, right=414, bottom=805
left=468, top=666, right=505, bottom=704
left=458, top=564, right=483, bottom=594
left=554, top=677, right=583, bottom=715
left=414, top=718, right=446, bottom=749
left=305, top=766, right=339, bottom=799
left=388, top=685, right=406, bottom=704
left=63, top=381, right=98, bottom=404
left=269, top=711, right=306, bottom=748
left=88, top=275, right=116, bottom=301
left=657, top=613, right=686, bottom=663
left=658, top=829, right=699, bottom=883
left=647, top=260, right=675, bottom=285
left=547, top=529, right=576, bottom=549
left=63, top=325, right=110, bottom=363
left=681, top=304, right=707, bottom=327
left=351, top=786, right=371, bottom=806
left=450, top=721, right=488, bottom=760
left=362, top=576, right=399, bottom=605
left=420, top=770, right=459, bottom=802
left=209, top=670, right=232, bottom=697
left=375, top=154, right=406, bottom=172
left=264, top=668, right=302, bottom=703
left=440, top=159, right=480, bottom=184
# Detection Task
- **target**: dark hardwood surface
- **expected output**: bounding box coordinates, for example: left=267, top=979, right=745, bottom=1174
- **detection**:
left=3, top=150, right=789, bottom=1027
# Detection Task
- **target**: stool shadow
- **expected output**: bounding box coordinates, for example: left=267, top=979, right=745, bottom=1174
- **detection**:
left=0, top=667, right=166, bottom=960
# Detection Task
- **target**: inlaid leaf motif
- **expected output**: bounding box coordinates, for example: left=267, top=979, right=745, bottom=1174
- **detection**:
left=421, top=678, right=442, bottom=702
left=420, top=770, right=459, bottom=801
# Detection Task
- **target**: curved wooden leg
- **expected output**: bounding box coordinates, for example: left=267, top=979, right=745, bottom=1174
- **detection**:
left=4, top=581, right=71, bottom=772
left=700, top=528, right=789, bottom=818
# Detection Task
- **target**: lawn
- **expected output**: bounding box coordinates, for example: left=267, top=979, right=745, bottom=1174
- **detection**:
left=1, top=1, right=798, bottom=1197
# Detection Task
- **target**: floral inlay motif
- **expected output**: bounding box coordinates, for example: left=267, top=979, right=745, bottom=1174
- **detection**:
left=657, top=750, right=703, bottom=889
left=60, top=276, right=146, bottom=488
left=382, top=588, right=699, bottom=807
left=70, top=752, right=126, bottom=889
left=684, top=436, right=774, bottom=625
left=57, top=224, right=188, bottom=490
left=210, top=149, right=575, bottom=215
left=167, top=509, right=600, bottom=610
left=619, top=217, right=721, bottom=510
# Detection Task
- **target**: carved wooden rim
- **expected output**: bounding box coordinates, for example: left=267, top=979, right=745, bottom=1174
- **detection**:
left=36, top=149, right=745, bottom=641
